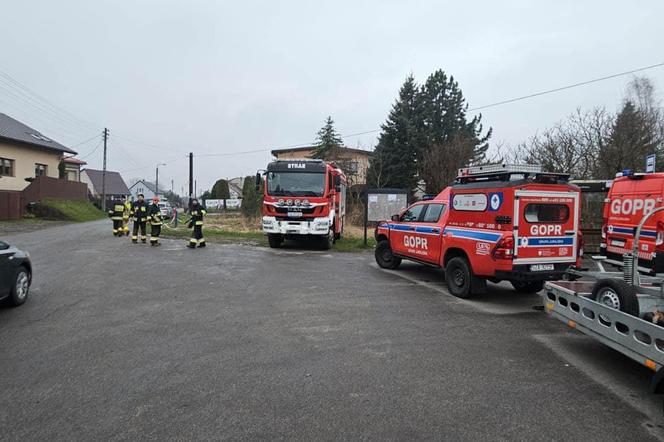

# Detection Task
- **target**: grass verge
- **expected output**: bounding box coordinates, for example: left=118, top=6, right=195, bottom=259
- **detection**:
left=38, top=198, right=106, bottom=222
left=161, top=220, right=375, bottom=252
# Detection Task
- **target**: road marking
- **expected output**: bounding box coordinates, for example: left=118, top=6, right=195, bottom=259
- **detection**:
left=533, top=333, right=664, bottom=439
left=372, top=263, right=541, bottom=315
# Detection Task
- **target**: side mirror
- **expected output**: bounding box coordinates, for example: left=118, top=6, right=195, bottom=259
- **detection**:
left=255, top=172, right=261, bottom=191
left=391, top=214, right=400, bottom=222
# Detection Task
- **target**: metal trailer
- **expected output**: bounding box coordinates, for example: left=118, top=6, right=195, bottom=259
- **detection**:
left=543, top=207, right=664, bottom=396
left=544, top=278, right=664, bottom=394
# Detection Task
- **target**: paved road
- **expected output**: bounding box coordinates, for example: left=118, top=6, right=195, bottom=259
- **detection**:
left=1, top=220, right=664, bottom=440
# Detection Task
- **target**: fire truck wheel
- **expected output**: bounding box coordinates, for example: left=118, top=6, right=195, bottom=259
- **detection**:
left=510, top=280, right=545, bottom=294
left=445, top=257, right=485, bottom=298
left=267, top=234, right=283, bottom=248
left=375, top=241, right=402, bottom=269
left=591, top=279, right=640, bottom=317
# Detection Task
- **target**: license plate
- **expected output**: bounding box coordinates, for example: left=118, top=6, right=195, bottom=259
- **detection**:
left=287, top=212, right=302, bottom=217
left=530, top=264, right=555, bottom=271
left=610, top=239, right=626, bottom=247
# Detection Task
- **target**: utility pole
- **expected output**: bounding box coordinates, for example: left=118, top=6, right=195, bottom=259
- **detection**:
left=155, top=163, right=165, bottom=198
left=101, top=128, right=109, bottom=211
left=171, top=179, right=174, bottom=194
left=188, top=152, right=193, bottom=211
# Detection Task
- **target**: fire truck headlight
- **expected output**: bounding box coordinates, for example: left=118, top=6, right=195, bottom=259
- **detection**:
left=278, top=199, right=284, bottom=206
left=287, top=199, right=293, bottom=206
left=302, top=199, right=310, bottom=206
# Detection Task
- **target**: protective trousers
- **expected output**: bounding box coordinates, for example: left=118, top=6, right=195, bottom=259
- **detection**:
left=190, top=224, right=206, bottom=248
left=150, top=224, right=161, bottom=245
left=112, top=219, right=123, bottom=235
left=132, top=221, right=147, bottom=243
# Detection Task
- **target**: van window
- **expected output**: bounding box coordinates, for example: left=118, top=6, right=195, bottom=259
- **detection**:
left=401, top=204, right=425, bottom=222
left=525, top=204, right=569, bottom=223
left=422, top=204, right=445, bottom=223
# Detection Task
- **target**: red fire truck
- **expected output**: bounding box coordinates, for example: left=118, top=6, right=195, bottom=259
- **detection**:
left=374, top=164, right=583, bottom=298
left=600, top=171, right=664, bottom=274
left=258, top=159, right=347, bottom=249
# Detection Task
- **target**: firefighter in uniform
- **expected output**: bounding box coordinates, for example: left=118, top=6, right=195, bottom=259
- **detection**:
left=131, top=193, right=149, bottom=244
left=108, top=197, right=125, bottom=236
left=187, top=199, right=206, bottom=248
left=148, top=196, right=162, bottom=246
left=122, top=196, right=132, bottom=236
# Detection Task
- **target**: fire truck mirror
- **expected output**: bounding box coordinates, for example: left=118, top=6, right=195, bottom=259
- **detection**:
left=334, top=175, right=341, bottom=191
left=255, top=172, right=261, bottom=190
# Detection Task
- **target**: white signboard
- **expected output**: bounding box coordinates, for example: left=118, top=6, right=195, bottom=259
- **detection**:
left=647, top=154, right=656, bottom=173
left=452, top=193, right=488, bottom=212
left=225, top=199, right=242, bottom=209
left=205, top=199, right=224, bottom=209
left=367, top=192, right=408, bottom=222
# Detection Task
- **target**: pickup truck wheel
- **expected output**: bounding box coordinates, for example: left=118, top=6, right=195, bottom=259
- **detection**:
left=445, top=257, right=485, bottom=298
left=511, top=280, right=545, bottom=294
left=267, top=234, right=283, bottom=248
left=591, top=279, right=640, bottom=317
left=375, top=241, right=401, bottom=269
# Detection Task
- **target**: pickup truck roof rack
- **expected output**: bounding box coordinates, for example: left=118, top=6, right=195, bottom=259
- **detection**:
left=455, top=164, right=570, bottom=184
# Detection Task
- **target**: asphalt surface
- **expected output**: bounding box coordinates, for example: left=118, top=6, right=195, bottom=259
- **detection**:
left=2, top=220, right=664, bottom=440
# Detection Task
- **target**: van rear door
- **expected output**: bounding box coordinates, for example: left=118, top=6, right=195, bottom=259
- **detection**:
left=513, top=190, right=579, bottom=267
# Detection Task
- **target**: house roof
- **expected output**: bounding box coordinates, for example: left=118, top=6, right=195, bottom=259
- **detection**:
left=271, top=145, right=371, bottom=157
left=83, top=168, right=130, bottom=195
left=0, top=113, right=77, bottom=155
left=129, top=180, right=163, bottom=194
left=63, top=157, right=87, bottom=165
left=229, top=182, right=243, bottom=196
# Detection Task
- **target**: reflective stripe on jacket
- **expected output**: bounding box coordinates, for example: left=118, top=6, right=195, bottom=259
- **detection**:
left=132, top=201, right=149, bottom=221
left=148, top=204, right=163, bottom=226
left=190, top=207, right=206, bottom=226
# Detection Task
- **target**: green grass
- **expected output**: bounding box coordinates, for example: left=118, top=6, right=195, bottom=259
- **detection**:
left=39, top=198, right=106, bottom=222
left=161, top=223, right=374, bottom=252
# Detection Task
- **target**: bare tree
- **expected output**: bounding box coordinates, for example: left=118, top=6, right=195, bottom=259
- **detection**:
left=420, top=135, right=476, bottom=193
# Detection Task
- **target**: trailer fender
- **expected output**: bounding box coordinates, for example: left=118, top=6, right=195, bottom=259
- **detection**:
left=651, top=368, right=664, bottom=394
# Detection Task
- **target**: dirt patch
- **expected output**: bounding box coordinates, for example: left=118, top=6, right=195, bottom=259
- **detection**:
left=0, top=219, right=69, bottom=235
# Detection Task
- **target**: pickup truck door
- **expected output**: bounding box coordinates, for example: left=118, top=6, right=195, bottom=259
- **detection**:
left=513, top=190, right=579, bottom=265
left=390, top=203, right=426, bottom=257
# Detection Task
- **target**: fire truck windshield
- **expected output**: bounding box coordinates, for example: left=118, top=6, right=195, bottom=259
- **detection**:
left=267, top=172, right=325, bottom=197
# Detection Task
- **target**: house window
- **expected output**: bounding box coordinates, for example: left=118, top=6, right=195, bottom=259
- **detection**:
left=66, top=170, right=77, bottom=181
left=35, top=163, right=48, bottom=177
left=0, top=158, right=14, bottom=176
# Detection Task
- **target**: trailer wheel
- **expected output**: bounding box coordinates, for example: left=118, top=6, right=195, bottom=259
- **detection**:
left=445, top=257, right=485, bottom=298
left=375, top=241, right=402, bottom=269
left=267, top=234, right=283, bottom=248
left=591, top=279, right=640, bottom=317
left=511, top=280, right=545, bottom=294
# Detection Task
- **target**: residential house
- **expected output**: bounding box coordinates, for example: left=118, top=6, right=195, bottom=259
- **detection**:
left=128, top=179, right=164, bottom=201
left=81, top=168, right=130, bottom=203
left=271, top=146, right=371, bottom=187
left=0, top=113, right=78, bottom=191
left=228, top=182, right=242, bottom=199
left=62, top=157, right=87, bottom=182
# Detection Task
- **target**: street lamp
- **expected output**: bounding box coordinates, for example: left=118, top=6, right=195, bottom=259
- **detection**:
left=155, top=163, right=166, bottom=198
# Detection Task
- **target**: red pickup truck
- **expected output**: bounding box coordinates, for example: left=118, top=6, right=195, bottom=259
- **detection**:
left=374, top=164, right=583, bottom=298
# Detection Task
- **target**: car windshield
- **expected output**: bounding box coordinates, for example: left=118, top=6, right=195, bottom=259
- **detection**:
left=267, top=172, right=325, bottom=197
left=0, top=240, right=9, bottom=250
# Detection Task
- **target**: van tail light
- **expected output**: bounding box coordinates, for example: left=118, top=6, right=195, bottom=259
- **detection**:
left=601, top=221, right=607, bottom=239
left=656, top=222, right=664, bottom=248
left=492, top=235, right=514, bottom=260
left=578, top=231, right=584, bottom=257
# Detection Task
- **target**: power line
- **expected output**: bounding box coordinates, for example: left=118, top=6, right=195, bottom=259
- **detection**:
left=0, top=68, right=100, bottom=132
left=69, top=132, right=103, bottom=148
left=468, top=61, right=664, bottom=112
left=79, top=138, right=103, bottom=160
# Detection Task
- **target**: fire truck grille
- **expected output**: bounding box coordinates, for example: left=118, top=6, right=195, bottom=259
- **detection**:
left=275, top=207, right=316, bottom=215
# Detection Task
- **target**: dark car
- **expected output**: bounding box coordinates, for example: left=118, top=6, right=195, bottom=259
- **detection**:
left=0, top=240, right=32, bottom=306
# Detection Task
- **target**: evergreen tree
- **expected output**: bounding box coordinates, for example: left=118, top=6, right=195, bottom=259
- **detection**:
left=367, top=75, right=420, bottom=193
left=418, top=70, right=492, bottom=193
left=211, top=179, right=231, bottom=199
left=241, top=175, right=263, bottom=218
left=311, top=116, right=343, bottom=159
left=596, top=100, right=662, bottom=178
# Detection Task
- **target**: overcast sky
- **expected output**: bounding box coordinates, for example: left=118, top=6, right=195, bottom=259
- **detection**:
left=1, top=0, right=663, bottom=193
